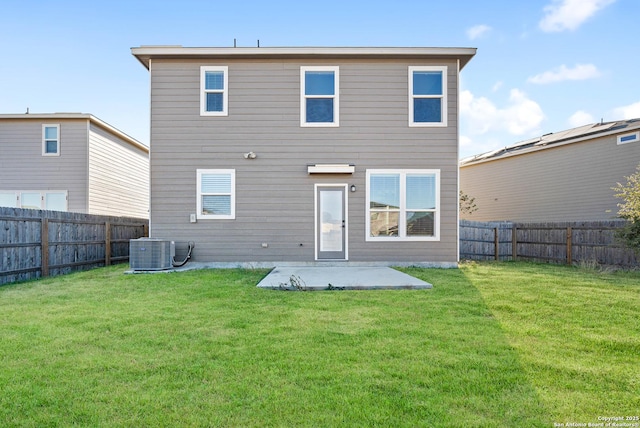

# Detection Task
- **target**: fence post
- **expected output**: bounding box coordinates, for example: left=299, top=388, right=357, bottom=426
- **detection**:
left=566, top=226, right=572, bottom=265
left=105, top=221, right=111, bottom=266
left=494, top=227, right=499, bottom=261
left=512, top=226, right=517, bottom=261
left=41, top=217, right=49, bottom=277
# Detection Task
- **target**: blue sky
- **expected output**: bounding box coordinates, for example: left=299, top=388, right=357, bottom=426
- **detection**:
left=1, top=0, right=637, bottom=158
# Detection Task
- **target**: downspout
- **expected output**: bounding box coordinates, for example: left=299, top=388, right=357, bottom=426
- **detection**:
left=86, top=119, right=91, bottom=214
left=147, top=58, right=153, bottom=237
left=456, top=58, right=461, bottom=264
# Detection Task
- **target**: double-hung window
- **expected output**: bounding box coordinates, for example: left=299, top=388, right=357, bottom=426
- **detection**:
left=42, top=124, right=60, bottom=156
left=301, top=66, right=339, bottom=127
left=197, top=169, right=235, bottom=219
left=409, top=66, right=447, bottom=127
left=366, top=169, right=440, bottom=241
left=200, top=66, right=228, bottom=116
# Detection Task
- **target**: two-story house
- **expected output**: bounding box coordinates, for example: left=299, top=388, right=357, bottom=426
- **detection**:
left=132, top=46, right=475, bottom=266
left=460, top=119, right=640, bottom=222
left=0, top=113, right=149, bottom=218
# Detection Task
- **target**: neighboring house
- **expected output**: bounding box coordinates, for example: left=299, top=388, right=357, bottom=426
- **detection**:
left=132, top=46, right=476, bottom=266
left=0, top=113, right=149, bottom=218
left=459, top=119, right=640, bottom=222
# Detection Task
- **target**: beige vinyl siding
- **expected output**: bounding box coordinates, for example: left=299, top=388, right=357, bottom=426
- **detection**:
left=88, top=123, right=149, bottom=218
left=149, top=58, right=460, bottom=264
left=0, top=118, right=88, bottom=212
left=460, top=133, right=640, bottom=222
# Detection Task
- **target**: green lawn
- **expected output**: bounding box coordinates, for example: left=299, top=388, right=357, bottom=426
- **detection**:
left=0, top=262, right=638, bottom=427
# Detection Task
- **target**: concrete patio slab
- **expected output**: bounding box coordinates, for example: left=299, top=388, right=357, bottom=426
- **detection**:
left=256, top=266, right=432, bottom=290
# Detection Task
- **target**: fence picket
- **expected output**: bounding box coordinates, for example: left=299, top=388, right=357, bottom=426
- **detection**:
left=460, top=219, right=638, bottom=268
left=0, top=207, right=148, bottom=285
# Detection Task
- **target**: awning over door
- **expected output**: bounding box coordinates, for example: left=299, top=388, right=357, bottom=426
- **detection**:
left=307, top=164, right=355, bottom=174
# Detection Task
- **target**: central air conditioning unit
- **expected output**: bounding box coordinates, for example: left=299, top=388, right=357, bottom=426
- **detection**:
left=129, top=238, right=175, bottom=271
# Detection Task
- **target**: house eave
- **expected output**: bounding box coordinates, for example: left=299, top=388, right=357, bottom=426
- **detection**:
left=460, top=119, right=640, bottom=168
left=0, top=113, right=148, bottom=153
left=131, top=46, right=477, bottom=70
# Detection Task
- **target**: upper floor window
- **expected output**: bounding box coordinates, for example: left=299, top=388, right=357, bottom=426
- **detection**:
left=618, top=132, right=639, bottom=145
left=196, top=169, right=235, bottom=219
left=42, top=124, right=60, bottom=156
left=409, top=66, right=447, bottom=127
left=200, top=66, right=228, bottom=116
left=301, top=66, right=339, bottom=127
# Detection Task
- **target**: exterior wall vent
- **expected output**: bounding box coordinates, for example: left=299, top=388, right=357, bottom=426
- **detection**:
left=129, top=238, right=175, bottom=271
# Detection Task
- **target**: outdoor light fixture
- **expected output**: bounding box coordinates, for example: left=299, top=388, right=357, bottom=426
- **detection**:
left=350, top=185, right=356, bottom=192
left=243, top=151, right=257, bottom=159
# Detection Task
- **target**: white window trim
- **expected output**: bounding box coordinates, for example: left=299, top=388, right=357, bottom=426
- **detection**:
left=409, top=66, right=447, bottom=127
left=300, top=66, right=339, bottom=127
left=366, top=169, right=440, bottom=242
left=617, top=131, right=639, bottom=145
left=42, top=124, right=60, bottom=156
left=200, top=66, right=229, bottom=116
left=196, top=169, right=235, bottom=220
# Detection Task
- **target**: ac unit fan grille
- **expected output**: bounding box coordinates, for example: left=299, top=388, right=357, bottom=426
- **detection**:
left=130, top=238, right=175, bottom=271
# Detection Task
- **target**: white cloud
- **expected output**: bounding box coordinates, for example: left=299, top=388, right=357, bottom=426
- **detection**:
left=492, top=81, right=503, bottom=92
left=528, top=63, right=601, bottom=84
left=539, top=0, right=616, bottom=32
left=568, top=110, right=595, bottom=127
left=613, top=101, right=640, bottom=119
left=459, top=135, right=473, bottom=148
left=460, top=89, right=545, bottom=136
left=467, top=24, right=492, bottom=40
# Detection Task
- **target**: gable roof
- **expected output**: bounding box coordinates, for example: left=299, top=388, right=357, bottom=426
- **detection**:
left=131, top=46, right=477, bottom=70
left=0, top=113, right=148, bottom=153
left=460, top=118, right=640, bottom=167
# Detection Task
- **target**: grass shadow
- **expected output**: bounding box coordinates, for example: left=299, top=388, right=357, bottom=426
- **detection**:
left=398, top=265, right=548, bottom=426
left=0, top=264, right=555, bottom=426
left=445, top=260, right=640, bottom=424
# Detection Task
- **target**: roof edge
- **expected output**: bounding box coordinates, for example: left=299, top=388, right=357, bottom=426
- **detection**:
left=460, top=119, right=640, bottom=167
left=131, top=46, right=477, bottom=70
left=0, top=113, right=148, bottom=153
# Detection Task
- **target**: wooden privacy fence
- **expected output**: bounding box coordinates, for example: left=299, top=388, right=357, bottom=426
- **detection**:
left=460, top=219, right=639, bottom=268
left=0, top=207, right=148, bottom=285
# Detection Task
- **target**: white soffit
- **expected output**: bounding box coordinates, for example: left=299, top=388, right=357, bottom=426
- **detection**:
left=307, top=164, right=355, bottom=174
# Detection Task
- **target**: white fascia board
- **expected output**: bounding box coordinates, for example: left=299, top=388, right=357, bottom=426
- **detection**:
left=131, top=46, right=477, bottom=69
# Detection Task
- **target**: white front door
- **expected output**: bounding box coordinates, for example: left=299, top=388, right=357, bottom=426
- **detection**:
left=316, top=185, right=347, bottom=260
